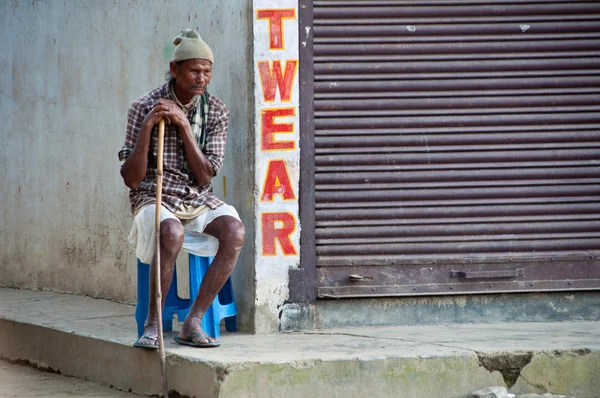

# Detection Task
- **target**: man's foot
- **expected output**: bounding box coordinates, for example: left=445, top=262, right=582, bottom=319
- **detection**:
left=173, top=332, right=220, bottom=348
left=133, top=334, right=159, bottom=350
left=133, top=322, right=159, bottom=350
left=174, top=317, right=220, bottom=348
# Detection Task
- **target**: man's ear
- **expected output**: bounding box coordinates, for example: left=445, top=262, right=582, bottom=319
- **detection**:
left=169, top=61, right=179, bottom=79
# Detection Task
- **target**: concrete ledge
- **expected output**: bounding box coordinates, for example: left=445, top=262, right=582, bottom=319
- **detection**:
left=1, top=288, right=599, bottom=397
left=281, top=292, right=600, bottom=330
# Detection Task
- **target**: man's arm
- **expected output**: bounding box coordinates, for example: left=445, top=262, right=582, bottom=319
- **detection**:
left=120, top=103, right=164, bottom=190
left=201, top=100, right=229, bottom=177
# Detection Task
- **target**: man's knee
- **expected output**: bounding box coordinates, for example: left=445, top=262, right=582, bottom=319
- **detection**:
left=220, top=218, right=245, bottom=250
left=160, top=218, right=184, bottom=249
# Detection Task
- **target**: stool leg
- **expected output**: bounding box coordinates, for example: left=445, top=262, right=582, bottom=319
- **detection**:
left=137, top=260, right=181, bottom=336
left=135, top=260, right=149, bottom=337
left=188, top=254, right=206, bottom=303
left=189, top=254, right=212, bottom=336
left=187, top=254, right=237, bottom=338
left=188, top=255, right=219, bottom=338
left=219, top=278, right=237, bottom=332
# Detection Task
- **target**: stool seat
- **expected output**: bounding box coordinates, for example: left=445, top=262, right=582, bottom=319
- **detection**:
left=135, top=254, right=237, bottom=339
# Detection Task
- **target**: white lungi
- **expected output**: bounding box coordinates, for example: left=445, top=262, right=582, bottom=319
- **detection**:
left=128, top=203, right=241, bottom=264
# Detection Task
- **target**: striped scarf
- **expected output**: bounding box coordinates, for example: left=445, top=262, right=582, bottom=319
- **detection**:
left=191, top=91, right=209, bottom=149
left=169, top=82, right=209, bottom=149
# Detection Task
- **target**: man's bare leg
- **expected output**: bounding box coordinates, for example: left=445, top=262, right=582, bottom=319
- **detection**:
left=137, top=218, right=184, bottom=346
left=177, top=215, right=245, bottom=345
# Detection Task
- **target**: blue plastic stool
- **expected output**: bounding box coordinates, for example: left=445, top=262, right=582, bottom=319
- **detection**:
left=135, top=253, right=237, bottom=339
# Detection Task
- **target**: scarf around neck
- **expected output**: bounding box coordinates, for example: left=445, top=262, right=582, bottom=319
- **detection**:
left=169, top=81, right=210, bottom=149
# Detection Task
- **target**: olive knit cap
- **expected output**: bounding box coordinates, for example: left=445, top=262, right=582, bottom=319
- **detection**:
left=172, top=29, right=214, bottom=63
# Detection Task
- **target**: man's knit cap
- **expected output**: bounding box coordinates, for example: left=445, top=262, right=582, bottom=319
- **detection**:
left=172, top=29, right=214, bottom=63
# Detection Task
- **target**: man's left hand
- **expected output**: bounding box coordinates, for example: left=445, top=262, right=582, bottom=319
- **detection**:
left=151, top=99, right=189, bottom=129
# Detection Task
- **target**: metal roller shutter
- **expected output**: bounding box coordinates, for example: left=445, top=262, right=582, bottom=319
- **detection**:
left=309, top=0, right=600, bottom=298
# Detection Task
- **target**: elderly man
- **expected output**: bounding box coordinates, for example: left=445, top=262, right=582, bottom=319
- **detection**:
left=118, top=29, right=244, bottom=349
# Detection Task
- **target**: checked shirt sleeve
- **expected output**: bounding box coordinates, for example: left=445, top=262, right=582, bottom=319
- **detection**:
left=204, top=98, right=229, bottom=176
left=118, top=101, right=146, bottom=162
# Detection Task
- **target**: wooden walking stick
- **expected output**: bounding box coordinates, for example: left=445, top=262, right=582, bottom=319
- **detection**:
left=155, top=118, right=169, bottom=398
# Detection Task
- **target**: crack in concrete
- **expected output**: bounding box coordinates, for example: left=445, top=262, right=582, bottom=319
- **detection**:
left=507, top=348, right=593, bottom=395
left=549, top=348, right=591, bottom=356
left=1, top=357, right=61, bottom=375
left=476, top=351, right=533, bottom=389
left=519, top=372, right=548, bottom=393
left=300, top=331, right=481, bottom=354
left=41, top=314, right=132, bottom=325
left=164, top=390, right=192, bottom=398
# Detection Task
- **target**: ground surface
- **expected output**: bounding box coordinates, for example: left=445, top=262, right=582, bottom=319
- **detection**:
left=2, top=288, right=599, bottom=397
left=0, top=360, right=142, bottom=397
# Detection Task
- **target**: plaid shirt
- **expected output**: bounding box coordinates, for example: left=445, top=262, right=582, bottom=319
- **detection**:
left=118, top=82, right=229, bottom=214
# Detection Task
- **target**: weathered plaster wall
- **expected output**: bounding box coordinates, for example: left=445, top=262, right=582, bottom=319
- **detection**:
left=0, top=0, right=256, bottom=331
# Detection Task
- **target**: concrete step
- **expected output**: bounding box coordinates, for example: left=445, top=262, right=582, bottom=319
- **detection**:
left=0, top=287, right=599, bottom=398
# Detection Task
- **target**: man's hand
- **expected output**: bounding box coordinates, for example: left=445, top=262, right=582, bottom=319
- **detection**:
left=146, top=99, right=190, bottom=129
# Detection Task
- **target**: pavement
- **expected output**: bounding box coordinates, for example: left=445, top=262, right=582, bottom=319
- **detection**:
left=0, top=359, right=142, bottom=397
left=0, top=287, right=599, bottom=398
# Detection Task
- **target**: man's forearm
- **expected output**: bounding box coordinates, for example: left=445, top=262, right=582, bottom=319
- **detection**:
left=179, top=124, right=214, bottom=186
left=120, top=123, right=153, bottom=189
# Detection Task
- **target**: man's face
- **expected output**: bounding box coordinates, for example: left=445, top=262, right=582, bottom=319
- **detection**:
left=171, top=59, right=212, bottom=99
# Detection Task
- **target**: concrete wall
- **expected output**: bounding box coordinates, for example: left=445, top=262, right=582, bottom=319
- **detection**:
left=0, top=0, right=256, bottom=331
